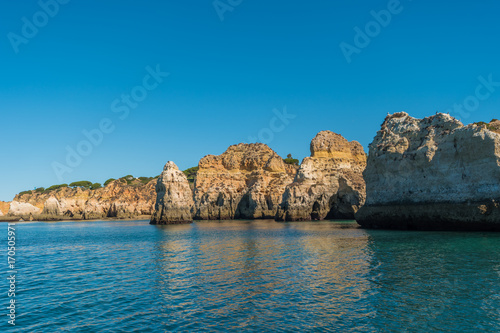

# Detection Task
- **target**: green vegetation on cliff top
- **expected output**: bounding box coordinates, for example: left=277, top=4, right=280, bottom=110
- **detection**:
left=283, top=153, right=299, bottom=166
left=183, top=167, right=199, bottom=182
left=473, top=119, right=500, bottom=133
left=16, top=174, right=159, bottom=198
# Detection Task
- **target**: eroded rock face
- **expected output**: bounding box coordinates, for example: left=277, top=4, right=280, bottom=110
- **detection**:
left=8, top=201, right=41, bottom=216
left=42, top=197, right=62, bottom=215
left=0, top=201, right=9, bottom=216
left=150, top=161, right=194, bottom=224
left=193, top=143, right=297, bottom=220
left=276, top=131, right=366, bottom=221
left=356, top=112, right=500, bottom=230
left=12, top=179, right=156, bottom=220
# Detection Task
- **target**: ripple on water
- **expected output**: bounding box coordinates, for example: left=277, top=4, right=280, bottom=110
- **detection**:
left=6, top=220, right=500, bottom=332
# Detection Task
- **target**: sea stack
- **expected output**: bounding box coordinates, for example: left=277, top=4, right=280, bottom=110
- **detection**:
left=276, top=131, right=367, bottom=221
left=150, top=161, right=194, bottom=224
left=356, top=112, right=500, bottom=231
left=193, top=143, right=297, bottom=219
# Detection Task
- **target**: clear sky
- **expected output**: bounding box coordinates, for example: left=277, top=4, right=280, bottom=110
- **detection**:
left=1, top=0, right=500, bottom=201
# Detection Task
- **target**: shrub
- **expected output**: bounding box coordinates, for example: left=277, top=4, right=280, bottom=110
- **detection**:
left=90, top=183, right=102, bottom=190
left=138, top=177, right=153, bottom=184
left=35, top=187, right=45, bottom=193
left=283, top=158, right=299, bottom=166
left=104, top=178, right=115, bottom=186
left=474, top=121, right=500, bottom=133
left=183, top=167, right=199, bottom=182
left=69, top=181, right=93, bottom=189
left=18, top=190, right=32, bottom=196
left=120, top=175, right=135, bottom=185
left=44, top=184, right=68, bottom=192
left=283, top=154, right=299, bottom=166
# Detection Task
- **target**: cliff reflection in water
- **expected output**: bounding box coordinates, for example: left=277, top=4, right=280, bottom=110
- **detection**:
left=151, top=220, right=376, bottom=331
left=17, top=220, right=500, bottom=332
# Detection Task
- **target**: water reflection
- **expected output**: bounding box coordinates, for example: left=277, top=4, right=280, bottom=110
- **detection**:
left=151, top=220, right=378, bottom=331
left=15, top=220, right=500, bottom=332
left=149, top=222, right=500, bottom=332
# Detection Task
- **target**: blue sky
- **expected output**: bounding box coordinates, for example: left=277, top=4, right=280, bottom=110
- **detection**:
left=1, top=0, right=500, bottom=201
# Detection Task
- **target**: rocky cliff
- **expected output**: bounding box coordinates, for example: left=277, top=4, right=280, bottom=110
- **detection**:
left=6, top=179, right=156, bottom=221
left=276, top=131, right=367, bottom=221
left=150, top=162, right=194, bottom=224
left=356, top=112, right=500, bottom=230
left=0, top=201, right=10, bottom=216
left=193, top=143, right=298, bottom=220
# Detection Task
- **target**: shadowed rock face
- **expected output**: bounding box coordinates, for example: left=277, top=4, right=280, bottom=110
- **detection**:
left=356, top=112, right=500, bottom=231
left=276, top=131, right=366, bottom=221
left=150, top=161, right=194, bottom=224
left=193, top=143, right=298, bottom=220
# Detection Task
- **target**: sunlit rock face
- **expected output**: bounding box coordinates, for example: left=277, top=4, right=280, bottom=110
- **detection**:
left=42, top=196, right=62, bottom=215
left=12, top=179, right=156, bottom=220
left=193, top=143, right=298, bottom=220
left=8, top=201, right=40, bottom=216
left=0, top=201, right=10, bottom=216
left=276, top=131, right=367, bottom=221
left=150, top=161, right=194, bottom=224
left=356, top=112, right=500, bottom=231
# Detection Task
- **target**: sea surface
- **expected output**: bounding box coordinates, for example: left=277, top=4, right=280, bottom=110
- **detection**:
left=3, top=219, right=500, bottom=332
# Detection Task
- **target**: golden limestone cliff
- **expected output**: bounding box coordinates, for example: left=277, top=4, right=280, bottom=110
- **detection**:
left=193, top=143, right=298, bottom=220
left=5, top=179, right=156, bottom=221
left=5, top=132, right=368, bottom=224
left=151, top=136, right=367, bottom=224
left=356, top=112, right=500, bottom=230
left=0, top=201, right=10, bottom=216
left=276, top=131, right=367, bottom=221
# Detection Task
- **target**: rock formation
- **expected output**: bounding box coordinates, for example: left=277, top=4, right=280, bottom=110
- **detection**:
left=356, top=112, right=500, bottom=230
left=8, top=201, right=41, bottom=216
left=0, top=201, right=9, bottom=216
left=150, top=161, right=194, bottom=224
left=193, top=143, right=298, bottom=220
left=7, top=178, right=156, bottom=221
left=42, top=197, right=62, bottom=215
left=276, top=131, right=367, bottom=221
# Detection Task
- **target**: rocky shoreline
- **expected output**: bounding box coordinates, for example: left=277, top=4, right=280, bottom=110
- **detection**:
left=0, top=178, right=156, bottom=222
left=3, top=112, right=500, bottom=231
left=150, top=132, right=366, bottom=225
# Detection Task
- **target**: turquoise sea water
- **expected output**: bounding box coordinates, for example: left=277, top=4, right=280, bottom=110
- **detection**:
left=3, top=220, right=500, bottom=332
